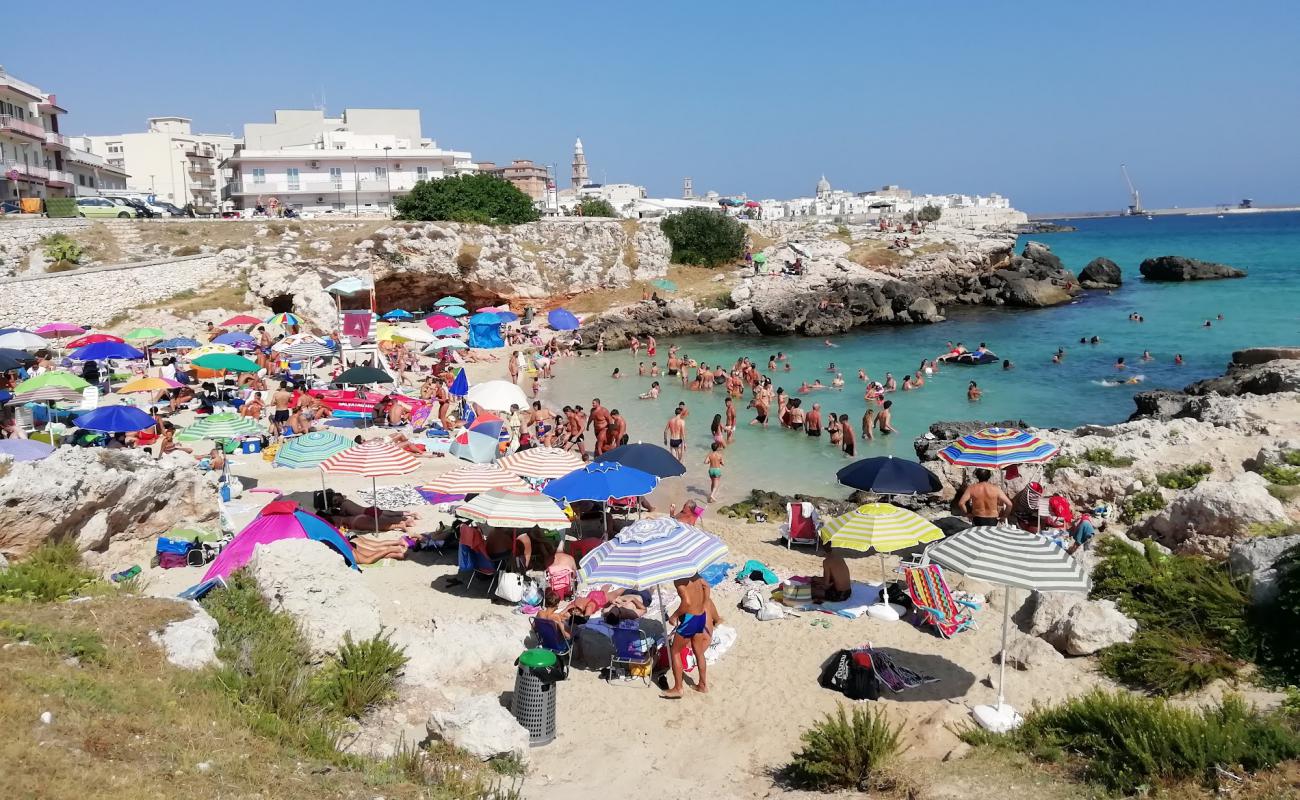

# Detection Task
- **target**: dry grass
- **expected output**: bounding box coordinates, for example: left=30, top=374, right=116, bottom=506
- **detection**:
left=747, top=228, right=778, bottom=252
left=73, top=222, right=125, bottom=264
left=846, top=239, right=906, bottom=269
left=565, top=264, right=730, bottom=314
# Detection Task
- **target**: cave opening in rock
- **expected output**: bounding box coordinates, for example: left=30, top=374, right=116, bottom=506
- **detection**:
left=374, top=273, right=507, bottom=314
left=267, top=294, right=295, bottom=314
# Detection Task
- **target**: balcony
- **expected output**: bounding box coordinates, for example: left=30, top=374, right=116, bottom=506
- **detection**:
left=230, top=179, right=399, bottom=196
left=188, top=160, right=214, bottom=175
left=46, top=170, right=74, bottom=188
left=1, top=160, right=49, bottom=181
left=0, top=114, right=47, bottom=141
left=189, top=179, right=216, bottom=190
left=185, top=146, right=216, bottom=159
left=42, top=131, right=69, bottom=150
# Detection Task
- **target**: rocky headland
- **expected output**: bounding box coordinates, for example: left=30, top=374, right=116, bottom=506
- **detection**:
left=1139, top=255, right=1248, bottom=281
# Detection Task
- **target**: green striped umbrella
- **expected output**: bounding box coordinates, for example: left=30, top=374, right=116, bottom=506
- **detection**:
left=192, top=353, right=261, bottom=373
left=177, top=412, right=262, bottom=442
left=273, top=430, right=353, bottom=492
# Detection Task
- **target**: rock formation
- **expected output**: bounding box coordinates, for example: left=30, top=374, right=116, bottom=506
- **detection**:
left=1078, top=257, right=1122, bottom=289
left=1139, top=472, right=1287, bottom=557
left=427, top=695, right=531, bottom=763
left=1028, top=592, right=1138, bottom=656
left=1139, top=255, right=1247, bottom=281
left=149, top=601, right=221, bottom=670
left=1229, top=533, right=1300, bottom=605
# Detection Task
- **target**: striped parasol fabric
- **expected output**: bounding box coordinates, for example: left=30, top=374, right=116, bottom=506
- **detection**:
left=457, top=488, right=570, bottom=530
left=177, top=412, right=263, bottom=442
left=185, top=343, right=238, bottom=360
left=936, top=427, right=1059, bottom=468
left=924, top=525, right=1088, bottom=592
left=273, top=333, right=335, bottom=359
left=497, top=447, right=585, bottom=479
left=421, top=463, right=527, bottom=495
left=265, top=312, right=301, bottom=327
left=321, top=440, right=420, bottom=478
left=820, top=502, right=944, bottom=553
left=273, top=431, right=353, bottom=469
left=7, top=386, right=84, bottom=405
left=579, top=517, right=729, bottom=590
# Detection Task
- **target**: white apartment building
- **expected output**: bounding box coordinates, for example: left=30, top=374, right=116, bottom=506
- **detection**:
left=85, top=118, right=238, bottom=213
left=64, top=136, right=129, bottom=196
left=223, top=109, right=475, bottom=214
left=0, top=66, right=76, bottom=204
left=758, top=177, right=1024, bottom=229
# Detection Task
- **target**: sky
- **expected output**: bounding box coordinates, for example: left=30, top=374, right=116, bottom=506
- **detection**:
left=7, top=1, right=1299, bottom=212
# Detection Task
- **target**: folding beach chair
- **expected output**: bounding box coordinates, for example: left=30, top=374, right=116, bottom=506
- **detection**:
left=780, top=502, right=820, bottom=550
left=531, top=616, right=573, bottom=677
left=457, top=525, right=502, bottom=595
left=903, top=564, right=977, bottom=638
left=608, top=619, right=658, bottom=685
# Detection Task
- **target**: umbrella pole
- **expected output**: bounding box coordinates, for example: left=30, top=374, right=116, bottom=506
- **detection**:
left=997, top=586, right=1011, bottom=710
left=879, top=553, right=889, bottom=604
left=372, top=476, right=380, bottom=535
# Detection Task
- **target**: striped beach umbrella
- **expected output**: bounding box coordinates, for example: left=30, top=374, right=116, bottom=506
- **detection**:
left=322, top=440, right=421, bottom=533
left=925, top=524, right=1088, bottom=732
left=497, top=447, right=585, bottom=479
left=937, top=427, right=1059, bottom=468
left=185, top=343, right=237, bottom=360
left=178, top=412, right=262, bottom=442
left=155, top=337, right=201, bottom=350
left=421, top=463, right=526, bottom=495
left=820, top=503, right=943, bottom=553
left=273, top=430, right=353, bottom=469
left=265, top=312, right=300, bottom=327
left=272, top=333, right=334, bottom=359
left=7, top=386, right=83, bottom=405
left=579, top=517, right=728, bottom=590
left=457, top=488, right=570, bottom=530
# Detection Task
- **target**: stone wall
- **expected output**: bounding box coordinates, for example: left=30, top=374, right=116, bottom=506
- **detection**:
left=0, top=218, right=95, bottom=277
left=0, top=253, right=237, bottom=327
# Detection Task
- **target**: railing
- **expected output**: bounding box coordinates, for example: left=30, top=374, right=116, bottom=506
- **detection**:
left=188, top=161, right=214, bottom=175
left=185, top=147, right=216, bottom=159
left=45, top=170, right=74, bottom=186
left=43, top=131, right=69, bottom=148
left=230, top=180, right=384, bottom=195
left=0, top=160, right=49, bottom=181
left=0, top=114, right=47, bottom=139
left=189, top=179, right=216, bottom=190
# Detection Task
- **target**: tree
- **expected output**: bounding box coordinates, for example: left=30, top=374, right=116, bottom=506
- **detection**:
left=394, top=173, right=539, bottom=225
left=917, top=204, right=942, bottom=223
left=660, top=208, right=746, bottom=267
left=576, top=197, right=617, bottom=217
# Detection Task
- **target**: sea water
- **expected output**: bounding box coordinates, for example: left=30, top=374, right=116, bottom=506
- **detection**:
left=544, top=212, right=1300, bottom=498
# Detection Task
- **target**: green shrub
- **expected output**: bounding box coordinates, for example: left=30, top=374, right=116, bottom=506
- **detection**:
left=395, top=174, right=539, bottom=225
left=1261, top=464, right=1300, bottom=486
left=1156, top=462, right=1213, bottom=489
left=1082, top=447, right=1134, bottom=468
left=1099, top=631, right=1241, bottom=695
left=781, top=704, right=904, bottom=791
left=0, top=542, right=99, bottom=602
left=1248, top=521, right=1300, bottom=538
left=312, top=630, right=407, bottom=718
left=0, top=620, right=107, bottom=664
left=1120, top=488, right=1166, bottom=522
left=1044, top=454, right=1079, bottom=480
left=1267, top=484, right=1300, bottom=503
left=963, top=690, right=1300, bottom=794
left=1254, top=544, right=1300, bottom=686
left=918, top=204, right=942, bottom=223
left=576, top=197, right=617, bottom=217
left=660, top=208, right=746, bottom=267
left=41, top=233, right=82, bottom=264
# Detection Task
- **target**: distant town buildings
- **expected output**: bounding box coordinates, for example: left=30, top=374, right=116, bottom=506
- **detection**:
left=477, top=159, right=549, bottom=201
left=64, top=137, right=129, bottom=196
left=682, top=177, right=694, bottom=199
left=755, top=176, right=1023, bottom=229
left=85, top=118, right=237, bottom=213
left=221, top=108, right=474, bottom=214
left=0, top=66, right=82, bottom=205
left=570, top=138, right=589, bottom=189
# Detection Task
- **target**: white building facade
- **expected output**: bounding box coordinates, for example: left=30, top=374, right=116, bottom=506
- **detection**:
left=223, top=109, right=474, bottom=215
left=0, top=67, right=76, bottom=204
left=85, top=117, right=238, bottom=213
left=64, top=136, right=129, bottom=196
left=758, top=177, right=1024, bottom=229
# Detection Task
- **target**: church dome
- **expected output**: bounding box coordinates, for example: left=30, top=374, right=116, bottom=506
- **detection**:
left=816, top=175, right=831, bottom=196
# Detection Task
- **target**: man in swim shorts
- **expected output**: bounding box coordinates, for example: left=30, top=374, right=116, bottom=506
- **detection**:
left=663, top=574, right=717, bottom=698
left=663, top=406, right=687, bottom=462
left=956, top=468, right=1011, bottom=526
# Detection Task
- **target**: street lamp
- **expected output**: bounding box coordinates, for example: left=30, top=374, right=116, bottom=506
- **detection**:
left=352, top=156, right=359, bottom=218
left=382, top=146, right=392, bottom=214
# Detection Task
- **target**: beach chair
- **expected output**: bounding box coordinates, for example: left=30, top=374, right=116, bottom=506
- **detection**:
left=532, top=616, right=573, bottom=677
left=457, top=525, right=501, bottom=594
left=608, top=619, right=657, bottom=685
left=903, top=564, right=977, bottom=638
left=780, top=502, right=820, bottom=550
left=14, top=405, right=36, bottom=437
left=79, top=386, right=99, bottom=411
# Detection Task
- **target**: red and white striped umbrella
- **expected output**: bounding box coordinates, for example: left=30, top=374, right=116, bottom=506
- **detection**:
left=321, top=440, right=420, bottom=478
left=421, top=463, right=526, bottom=495
left=497, top=447, right=585, bottom=479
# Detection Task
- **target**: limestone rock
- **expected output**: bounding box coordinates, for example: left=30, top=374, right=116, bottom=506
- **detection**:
left=248, top=538, right=382, bottom=656
left=149, top=601, right=220, bottom=670
left=426, top=695, right=530, bottom=764
left=1029, top=592, right=1137, bottom=656
left=0, top=552, right=8, bottom=572
left=0, top=447, right=217, bottom=560
left=1185, top=359, right=1300, bottom=398
left=1142, top=472, right=1287, bottom=553
left=1229, top=534, right=1300, bottom=605
left=1079, top=257, right=1122, bottom=289
left=1139, top=255, right=1247, bottom=281
left=999, top=634, right=1064, bottom=670
left=1233, top=347, right=1300, bottom=367
left=394, top=611, right=531, bottom=685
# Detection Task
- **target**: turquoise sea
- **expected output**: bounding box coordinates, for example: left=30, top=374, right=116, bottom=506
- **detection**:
left=547, top=212, right=1300, bottom=499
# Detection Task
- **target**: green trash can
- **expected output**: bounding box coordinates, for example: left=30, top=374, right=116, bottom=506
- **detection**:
left=512, top=648, right=558, bottom=746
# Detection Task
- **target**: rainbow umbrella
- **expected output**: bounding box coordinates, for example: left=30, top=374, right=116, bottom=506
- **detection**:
left=201, top=500, right=357, bottom=583
left=937, top=427, right=1059, bottom=468
left=192, top=353, right=261, bottom=373
left=265, top=312, right=300, bottom=327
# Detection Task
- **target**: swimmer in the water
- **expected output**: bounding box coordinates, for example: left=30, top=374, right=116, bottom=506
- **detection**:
left=857, top=369, right=867, bottom=382
left=1003, top=359, right=1013, bottom=370
left=1141, top=350, right=1153, bottom=361
left=1204, top=320, right=1212, bottom=328
left=1116, top=357, right=1126, bottom=370
left=1216, top=314, right=1224, bottom=320
left=1175, top=353, right=1184, bottom=365
left=824, top=340, right=838, bottom=348
left=967, top=381, right=982, bottom=402
left=826, top=362, right=837, bottom=373
left=831, top=372, right=845, bottom=389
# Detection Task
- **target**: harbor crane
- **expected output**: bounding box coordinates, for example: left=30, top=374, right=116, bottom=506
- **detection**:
left=1121, top=164, right=1142, bottom=215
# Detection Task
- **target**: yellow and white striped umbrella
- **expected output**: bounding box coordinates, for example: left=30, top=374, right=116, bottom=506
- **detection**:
left=185, top=343, right=238, bottom=360
left=819, top=502, right=943, bottom=553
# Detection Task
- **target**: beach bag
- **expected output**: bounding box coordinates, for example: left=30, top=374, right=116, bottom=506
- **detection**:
left=1049, top=495, right=1073, bottom=524
left=521, top=581, right=543, bottom=608
left=819, top=649, right=881, bottom=701
left=495, top=572, right=527, bottom=604
left=781, top=579, right=813, bottom=605
left=740, top=588, right=763, bottom=613
left=155, top=537, right=192, bottom=556
left=158, top=552, right=189, bottom=570
left=757, top=601, right=785, bottom=621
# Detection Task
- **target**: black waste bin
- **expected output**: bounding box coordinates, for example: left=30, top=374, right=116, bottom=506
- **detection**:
left=512, top=648, right=558, bottom=746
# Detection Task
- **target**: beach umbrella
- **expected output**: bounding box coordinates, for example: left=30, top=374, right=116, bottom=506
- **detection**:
left=118, top=376, right=180, bottom=394
left=925, top=525, right=1089, bottom=732
left=543, top=461, right=658, bottom=504
left=325, top=276, right=373, bottom=296
left=820, top=502, right=944, bottom=614
left=441, top=305, right=469, bottom=318
left=0, top=439, right=55, bottom=462
left=836, top=456, right=942, bottom=495
left=382, top=309, right=413, bottom=320
left=201, top=500, right=356, bottom=583
left=321, top=440, right=421, bottom=533
left=272, top=430, right=353, bottom=493
left=273, top=333, right=335, bottom=360
left=651, top=278, right=678, bottom=293
left=177, top=412, right=261, bottom=442
left=335, top=366, right=393, bottom=385
left=185, top=343, right=237, bottom=360
left=64, top=333, right=124, bottom=349
left=155, top=337, right=201, bottom=350
left=265, top=312, right=300, bottom=327
left=434, top=296, right=463, bottom=307
left=466, top=379, right=527, bottom=412
left=71, top=341, right=144, bottom=361
left=579, top=517, right=728, bottom=590
left=458, top=488, right=570, bottom=530
left=0, top=352, right=25, bottom=372
left=546, top=308, right=579, bottom=331
left=449, top=368, right=469, bottom=397
left=73, top=405, right=157, bottom=433
left=0, top=348, right=36, bottom=365
left=496, top=311, right=519, bottom=322
left=753, top=253, right=767, bottom=265
left=425, top=314, right=459, bottom=330
left=498, top=447, right=585, bottom=479
left=192, top=353, right=260, bottom=373
left=35, top=323, right=84, bottom=338
left=937, top=427, right=1059, bottom=468
left=212, top=332, right=257, bottom=349
left=431, top=327, right=464, bottom=338
left=15, top=371, right=89, bottom=394
left=468, top=312, right=501, bottom=326
left=220, top=315, right=263, bottom=327
left=422, top=463, right=526, bottom=494
left=423, top=338, right=468, bottom=353
left=391, top=326, right=434, bottom=344
left=8, top=386, right=83, bottom=405
left=0, top=330, right=51, bottom=350
left=125, top=327, right=165, bottom=341
left=599, top=442, right=687, bottom=478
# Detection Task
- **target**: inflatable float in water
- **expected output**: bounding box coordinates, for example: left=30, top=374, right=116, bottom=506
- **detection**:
left=938, top=351, right=999, bottom=366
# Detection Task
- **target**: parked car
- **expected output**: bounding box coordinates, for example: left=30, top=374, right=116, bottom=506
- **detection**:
left=75, top=197, right=135, bottom=218
left=122, top=198, right=157, bottom=218
left=102, top=197, right=143, bottom=218
left=158, top=202, right=188, bottom=217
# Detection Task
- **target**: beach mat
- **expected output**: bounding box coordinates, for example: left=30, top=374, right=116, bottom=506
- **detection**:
left=801, top=581, right=882, bottom=618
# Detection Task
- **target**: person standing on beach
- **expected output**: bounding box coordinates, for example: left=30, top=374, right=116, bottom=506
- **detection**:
left=724, top=397, right=737, bottom=444
left=564, top=405, right=587, bottom=457
left=507, top=350, right=520, bottom=384
left=662, top=574, right=717, bottom=699
left=957, top=468, right=1011, bottom=526
left=587, top=399, right=611, bottom=456
left=271, top=382, right=292, bottom=437
left=704, top=442, right=725, bottom=503
left=664, top=407, right=687, bottom=462
left=607, top=409, right=627, bottom=451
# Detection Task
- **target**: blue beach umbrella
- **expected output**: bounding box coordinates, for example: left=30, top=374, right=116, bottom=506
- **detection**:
left=155, top=337, right=201, bottom=350
left=543, top=461, right=659, bottom=504
left=836, top=456, right=943, bottom=495
left=213, top=332, right=257, bottom=349
left=442, top=305, right=469, bottom=318
left=71, top=341, right=145, bottom=361
left=434, top=296, right=463, bottom=307
left=74, top=405, right=157, bottom=433
left=449, top=368, right=469, bottom=397
left=382, top=309, right=413, bottom=320
left=432, top=327, right=464, bottom=338
left=496, top=311, right=519, bottom=322
left=599, top=443, right=687, bottom=478
left=468, top=311, right=501, bottom=325
left=547, top=308, right=579, bottom=331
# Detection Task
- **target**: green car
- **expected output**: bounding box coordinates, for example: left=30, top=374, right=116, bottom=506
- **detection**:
left=75, top=196, right=136, bottom=218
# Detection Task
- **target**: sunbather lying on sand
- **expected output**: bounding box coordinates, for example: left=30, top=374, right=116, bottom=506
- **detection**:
left=348, top=534, right=410, bottom=564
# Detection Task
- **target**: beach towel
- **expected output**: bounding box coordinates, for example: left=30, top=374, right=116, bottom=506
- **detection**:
left=801, top=581, right=883, bottom=618
left=699, top=561, right=734, bottom=587
left=869, top=647, right=940, bottom=692
left=735, top=559, right=779, bottom=585
left=704, top=624, right=737, bottom=665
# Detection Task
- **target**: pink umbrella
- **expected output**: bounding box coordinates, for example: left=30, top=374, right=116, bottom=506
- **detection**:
left=35, top=323, right=85, bottom=338
left=201, top=500, right=357, bottom=582
left=424, top=314, right=459, bottom=330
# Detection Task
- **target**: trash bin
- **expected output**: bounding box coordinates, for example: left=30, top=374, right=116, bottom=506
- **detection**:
left=512, top=648, right=558, bottom=746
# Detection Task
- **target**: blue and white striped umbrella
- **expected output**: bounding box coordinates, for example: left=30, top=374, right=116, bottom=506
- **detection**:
left=273, top=430, right=353, bottom=469
left=579, top=517, right=728, bottom=590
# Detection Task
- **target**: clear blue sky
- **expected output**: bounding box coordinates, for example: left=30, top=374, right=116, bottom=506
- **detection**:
left=8, top=1, right=1298, bottom=211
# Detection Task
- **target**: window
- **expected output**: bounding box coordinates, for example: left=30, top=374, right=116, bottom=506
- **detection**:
left=252, top=168, right=265, bottom=185
left=329, top=167, right=342, bottom=188
left=374, top=166, right=386, bottom=180
left=286, top=168, right=299, bottom=190
left=416, top=166, right=428, bottom=181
